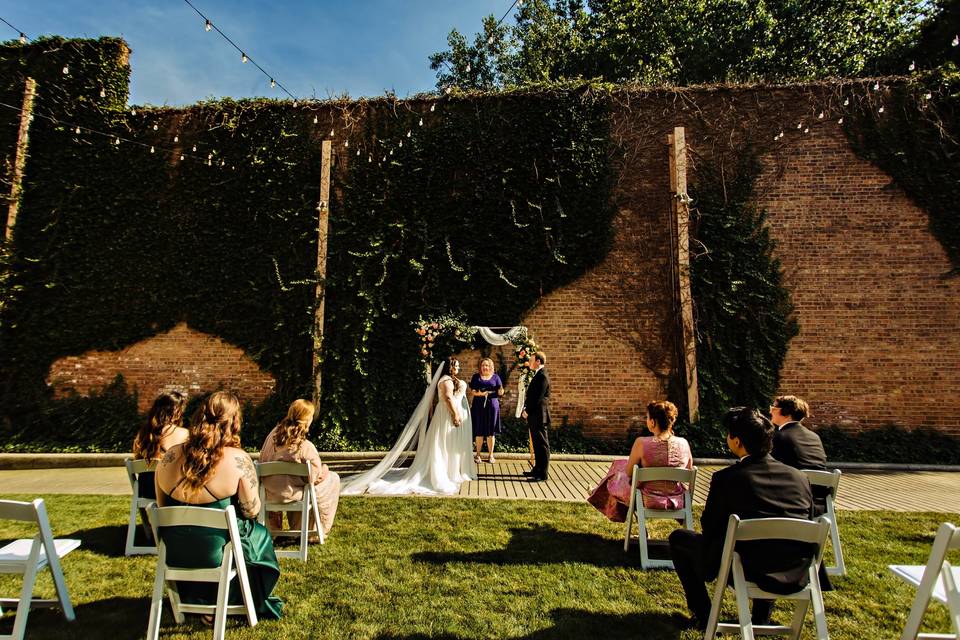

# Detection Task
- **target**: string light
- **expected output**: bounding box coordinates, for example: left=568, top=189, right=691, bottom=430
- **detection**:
left=873, top=81, right=880, bottom=91
left=817, top=111, right=824, bottom=119
left=419, top=118, right=424, bottom=126
left=75, top=126, right=81, bottom=134
left=153, top=123, right=158, bottom=131
left=329, top=129, right=334, bottom=137
left=843, top=97, right=849, bottom=106
left=62, top=65, right=69, bottom=75
left=131, top=109, right=137, bottom=116
left=924, top=92, right=932, bottom=100
left=270, top=78, right=276, bottom=88
left=444, top=86, right=452, bottom=95
left=803, top=127, right=809, bottom=133
left=313, top=115, right=318, bottom=124
left=908, top=61, right=915, bottom=72
left=407, top=130, right=412, bottom=137
left=398, top=140, right=402, bottom=148
left=114, top=137, right=120, bottom=145
left=150, top=146, right=155, bottom=153
left=878, top=106, right=884, bottom=113
left=357, top=148, right=361, bottom=156
left=182, top=0, right=298, bottom=101
left=173, top=135, right=179, bottom=142
left=953, top=35, right=959, bottom=47
left=430, top=104, right=436, bottom=112
left=192, top=145, right=197, bottom=152
left=796, top=122, right=802, bottom=129
left=466, top=63, right=471, bottom=73
left=19, top=33, right=26, bottom=44
left=99, top=88, right=106, bottom=98
left=837, top=117, right=844, bottom=124
left=344, top=140, right=349, bottom=148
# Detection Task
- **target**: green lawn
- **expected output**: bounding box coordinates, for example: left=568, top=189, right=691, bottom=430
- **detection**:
left=0, top=494, right=954, bottom=639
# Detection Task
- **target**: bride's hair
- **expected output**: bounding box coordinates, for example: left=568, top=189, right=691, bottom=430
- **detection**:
left=440, top=356, right=463, bottom=394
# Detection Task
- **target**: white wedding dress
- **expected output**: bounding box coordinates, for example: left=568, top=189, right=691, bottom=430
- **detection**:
left=340, top=368, right=477, bottom=496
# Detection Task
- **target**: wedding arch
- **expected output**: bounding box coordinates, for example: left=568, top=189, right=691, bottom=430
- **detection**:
left=414, top=316, right=539, bottom=417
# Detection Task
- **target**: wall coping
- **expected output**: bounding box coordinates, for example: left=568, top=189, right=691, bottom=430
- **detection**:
left=0, top=452, right=957, bottom=472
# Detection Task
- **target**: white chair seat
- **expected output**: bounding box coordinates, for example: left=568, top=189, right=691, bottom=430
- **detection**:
left=705, top=515, right=832, bottom=640
left=0, top=499, right=78, bottom=640
left=892, top=522, right=960, bottom=640
left=256, top=460, right=324, bottom=561
left=623, top=465, right=697, bottom=569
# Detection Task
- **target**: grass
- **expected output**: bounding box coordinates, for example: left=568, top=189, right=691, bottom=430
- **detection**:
left=0, top=494, right=955, bottom=639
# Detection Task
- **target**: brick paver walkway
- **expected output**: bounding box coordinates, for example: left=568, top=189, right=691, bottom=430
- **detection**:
left=1, top=461, right=957, bottom=512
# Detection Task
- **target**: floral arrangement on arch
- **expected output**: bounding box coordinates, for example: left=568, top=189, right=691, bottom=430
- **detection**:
left=511, top=329, right=540, bottom=387
left=415, top=315, right=477, bottom=367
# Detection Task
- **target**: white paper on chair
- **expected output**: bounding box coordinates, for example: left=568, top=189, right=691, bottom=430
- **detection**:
left=889, top=564, right=960, bottom=604
left=0, top=538, right=81, bottom=562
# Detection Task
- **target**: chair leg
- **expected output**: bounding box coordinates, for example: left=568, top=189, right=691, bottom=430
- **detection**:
left=732, top=562, right=756, bottom=640
left=942, top=567, right=960, bottom=639
left=45, top=551, right=75, bottom=621
left=827, top=502, right=845, bottom=576
left=809, top=569, right=829, bottom=640
left=623, top=489, right=636, bottom=552
left=788, top=599, right=810, bottom=640
left=638, top=509, right=650, bottom=569
left=300, top=501, right=309, bottom=562
left=213, top=550, right=232, bottom=640
left=125, top=496, right=140, bottom=556
left=146, top=559, right=167, bottom=640
left=10, top=554, right=40, bottom=640
left=311, top=490, right=324, bottom=545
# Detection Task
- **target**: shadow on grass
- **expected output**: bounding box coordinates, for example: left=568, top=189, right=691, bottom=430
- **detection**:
left=61, top=524, right=138, bottom=558
left=412, top=525, right=660, bottom=568
left=0, top=596, right=150, bottom=640
left=372, top=608, right=684, bottom=639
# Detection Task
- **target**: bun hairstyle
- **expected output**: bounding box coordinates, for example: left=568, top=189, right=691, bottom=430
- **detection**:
left=133, top=391, right=187, bottom=461
left=646, top=400, right=678, bottom=431
left=273, top=399, right=316, bottom=451
left=440, top=356, right=463, bottom=393
left=180, top=391, right=243, bottom=496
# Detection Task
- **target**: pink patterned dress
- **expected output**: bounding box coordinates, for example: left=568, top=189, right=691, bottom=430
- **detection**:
left=586, top=436, right=692, bottom=522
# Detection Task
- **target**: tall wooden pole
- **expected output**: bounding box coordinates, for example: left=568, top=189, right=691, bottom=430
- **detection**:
left=5, top=77, right=37, bottom=241
left=667, top=127, right=700, bottom=422
left=312, top=140, right=332, bottom=406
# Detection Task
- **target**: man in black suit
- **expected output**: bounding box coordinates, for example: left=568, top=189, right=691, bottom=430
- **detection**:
left=770, top=394, right=833, bottom=591
left=521, top=351, right=550, bottom=482
left=668, top=407, right=816, bottom=630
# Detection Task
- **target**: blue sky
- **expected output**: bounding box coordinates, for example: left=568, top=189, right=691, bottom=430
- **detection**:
left=2, top=1, right=510, bottom=106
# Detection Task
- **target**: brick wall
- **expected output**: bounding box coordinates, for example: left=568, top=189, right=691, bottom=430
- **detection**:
left=46, top=322, right=276, bottom=412
left=40, top=84, right=960, bottom=439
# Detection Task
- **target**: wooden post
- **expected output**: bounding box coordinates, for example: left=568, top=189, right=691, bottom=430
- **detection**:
left=667, top=127, right=700, bottom=422
left=312, top=140, right=332, bottom=406
left=5, top=77, right=37, bottom=241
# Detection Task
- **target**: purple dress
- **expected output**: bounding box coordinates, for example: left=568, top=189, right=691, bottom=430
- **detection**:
left=469, top=373, right=503, bottom=437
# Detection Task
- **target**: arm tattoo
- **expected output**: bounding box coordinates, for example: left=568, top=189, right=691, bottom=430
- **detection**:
left=160, top=448, right=177, bottom=466
left=238, top=496, right=260, bottom=519
left=235, top=455, right=258, bottom=491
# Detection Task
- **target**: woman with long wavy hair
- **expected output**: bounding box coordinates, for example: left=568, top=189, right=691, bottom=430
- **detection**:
left=131, top=391, right=189, bottom=500
left=155, top=391, right=283, bottom=621
left=260, top=399, right=340, bottom=538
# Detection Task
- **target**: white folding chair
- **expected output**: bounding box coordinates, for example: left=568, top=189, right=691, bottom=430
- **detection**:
left=0, top=498, right=79, bottom=640
left=804, top=469, right=845, bottom=576
left=704, top=514, right=832, bottom=640
left=890, top=522, right=960, bottom=640
left=146, top=504, right=257, bottom=640
left=256, top=460, right=324, bottom=561
left=125, top=458, right=158, bottom=556
left=622, top=465, right=697, bottom=569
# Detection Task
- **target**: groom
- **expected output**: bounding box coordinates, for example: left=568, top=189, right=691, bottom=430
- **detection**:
left=521, top=351, right=551, bottom=482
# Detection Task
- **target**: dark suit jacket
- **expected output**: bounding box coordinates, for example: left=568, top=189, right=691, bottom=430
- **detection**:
left=523, top=367, right=551, bottom=425
left=700, top=454, right=816, bottom=594
left=772, top=422, right=829, bottom=515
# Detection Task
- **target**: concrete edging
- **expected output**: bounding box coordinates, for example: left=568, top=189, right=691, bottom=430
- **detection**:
left=1, top=451, right=958, bottom=472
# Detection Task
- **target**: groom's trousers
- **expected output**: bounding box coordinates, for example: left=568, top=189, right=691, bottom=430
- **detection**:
left=528, top=415, right=550, bottom=478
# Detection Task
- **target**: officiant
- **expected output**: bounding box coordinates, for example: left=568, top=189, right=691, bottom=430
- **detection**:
left=468, top=357, right=504, bottom=464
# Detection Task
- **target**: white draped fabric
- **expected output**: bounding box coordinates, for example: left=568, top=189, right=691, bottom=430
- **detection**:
left=339, top=325, right=527, bottom=496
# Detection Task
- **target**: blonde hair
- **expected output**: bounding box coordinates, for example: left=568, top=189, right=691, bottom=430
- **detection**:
left=180, top=391, right=242, bottom=496
left=273, top=399, right=315, bottom=451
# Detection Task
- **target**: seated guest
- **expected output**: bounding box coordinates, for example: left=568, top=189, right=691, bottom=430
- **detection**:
left=259, top=399, right=340, bottom=538
left=131, top=391, right=189, bottom=499
left=668, top=407, right=815, bottom=630
left=587, top=400, right=692, bottom=521
left=770, top=394, right=833, bottom=590
left=155, top=391, right=282, bottom=620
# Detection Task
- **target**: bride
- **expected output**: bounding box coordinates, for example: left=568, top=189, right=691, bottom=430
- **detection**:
left=340, top=356, right=477, bottom=495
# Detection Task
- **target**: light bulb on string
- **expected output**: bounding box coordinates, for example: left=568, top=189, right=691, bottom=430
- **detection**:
left=293, top=101, right=298, bottom=108
left=329, top=129, right=334, bottom=137
left=389, top=149, right=394, bottom=155
left=313, top=115, right=318, bottom=124
left=843, top=97, right=849, bottom=106
left=62, top=65, right=69, bottom=75
left=407, top=130, right=412, bottom=137
left=150, top=146, right=155, bottom=154
left=75, top=126, right=81, bottom=134
left=241, top=53, right=248, bottom=64
left=878, top=106, right=884, bottom=113
left=466, top=63, right=471, bottom=73
left=444, top=86, right=452, bottom=95
left=221, top=160, right=226, bottom=167
left=368, top=155, right=372, bottom=163
left=803, top=127, right=809, bottom=133
left=173, top=135, right=179, bottom=142
left=487, top=35, right=494, bottom=45
left=817, top=111, right=824, bottom=119
left=398, top=140, right=403, bottom=148
left=153, top=123, right=158, bottom=131
left=430, top=104, right=436, bottom=112
left=208, top=153, right=213, bottom=160
left=908, top=61, right=915, bottom=72
left=131, top=109, right=136, bottom=116
left=953, top=35, right=959, bottom=47
left=797, top=122, right=802, bottom=129
left=100, top=88, right=106, bottom=98
left=180, top=154, right=184, bottom=160
left=204, top=19, right=212, bottom=32
left=114, top=137, right=120, bottom=145
left=270, top=79, right=276, bottom=88
left=192, top=145, right=197, bottom=152
left=356, top=149, right=360, bottom=156
left=19, top=33, right=27, bottom=44
left=344, top=140, right=349, bottom=148
left=873, top=81, right=880, bottom=91
left=924, top=92, right=932, bottom=100
left=382, top=155, right=386, bottom=162
left=837, top=117, right=844, bottom=124
left=419, top=118, right=424, bottom=126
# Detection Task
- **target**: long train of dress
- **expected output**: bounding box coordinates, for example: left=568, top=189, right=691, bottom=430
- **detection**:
left=340, top=371, right=477, bottom=496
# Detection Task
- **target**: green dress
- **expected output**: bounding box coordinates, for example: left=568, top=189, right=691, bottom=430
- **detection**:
left=160, top=495, right=283, bottom=620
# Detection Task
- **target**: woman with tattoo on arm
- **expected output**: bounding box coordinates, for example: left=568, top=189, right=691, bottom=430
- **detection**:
left=155, top=391, right=283, bottom=620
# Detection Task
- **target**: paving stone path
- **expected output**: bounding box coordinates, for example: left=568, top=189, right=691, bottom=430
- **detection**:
left=1, top=461, right=957, bottom=512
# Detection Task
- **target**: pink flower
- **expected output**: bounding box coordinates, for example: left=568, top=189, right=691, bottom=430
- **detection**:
left=431, top=322, right=439, bottom=330
left=519, top=350, right=526, bottom=357
left=417, top=327, right=426, bottom=336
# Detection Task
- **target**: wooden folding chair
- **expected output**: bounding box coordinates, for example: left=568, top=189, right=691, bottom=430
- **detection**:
left=146, top=504, right=257, bottom=640
left=890, top=522, right=960, bottom=640
left=125, top=458, right=158, bottom=556
left=256, top=460, right=324, bottom=561
left=622, top=465, right=697, bottom=569
left=0, top=499, right=79, bottom=640
left=704, top=514, right=832, bottom=640
left=804, top=469, right=845, bottom=576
